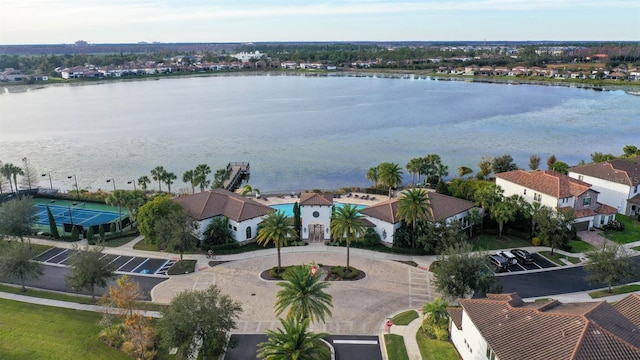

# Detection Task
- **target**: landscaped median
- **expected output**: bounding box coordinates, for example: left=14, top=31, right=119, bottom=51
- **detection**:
left=589, top=284, right=640, bottom=299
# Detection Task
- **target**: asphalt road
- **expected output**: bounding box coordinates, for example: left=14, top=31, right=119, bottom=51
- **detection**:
left=0, top=264, right=167, bottom=300
left=224, top=334, right=382, bottom=360
left=499, top=256, right=640, bottom=298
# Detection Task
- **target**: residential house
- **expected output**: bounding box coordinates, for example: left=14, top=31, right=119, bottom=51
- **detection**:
left=495, top=170, right=617, bottom=230
left=172, top=189, right=274, bottom=242
left=569, top=157, right=640, bottom=215
left=448, top=292, right=640, bottom=360
left=360, top=192, right=477, bottom=246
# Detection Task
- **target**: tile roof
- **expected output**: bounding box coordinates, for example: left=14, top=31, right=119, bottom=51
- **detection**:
left=570, top=157, right=640, bottom=187
left=456, top=293, right=640, bottom=360
left=496, top=170, right=593, bottom=199
left=299, top=193, right=333, bottom=206
left=447, top=307, right=463, bottom=330
left=359, top=191, right=475, bottom=224
left=172, top=189, right=274, bottom=222
left=613, top=294, right=640, bottom=328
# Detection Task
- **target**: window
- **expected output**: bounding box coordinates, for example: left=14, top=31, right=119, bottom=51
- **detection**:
left=579, top=175, right=584, bottom=181
left=600, top=216, right=605, bottom=225
left=534, top=193, right=541, bottom=201
left=233, top=226, right=237, bottom=231
left=635, top=185, right=639, bottom=193
left=246, top=227, right=252, bottom=239
left=583, top=197, right=591, bottom=206
left=523, top=189, right=527, bottom=195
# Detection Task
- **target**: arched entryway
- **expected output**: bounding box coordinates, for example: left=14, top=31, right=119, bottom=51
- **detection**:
left=308, top=223, right=324, bottom=243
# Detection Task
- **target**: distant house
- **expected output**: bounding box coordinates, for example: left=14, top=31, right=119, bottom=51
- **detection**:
left=568, top=157, right=640, bottom=216
left=360, top=191, right=477, bottom=245
left=448, top=292, right=640, bottom=360
left=495, top=170, right=617, bottom=230
left=173, top=189, right=274, bottom=242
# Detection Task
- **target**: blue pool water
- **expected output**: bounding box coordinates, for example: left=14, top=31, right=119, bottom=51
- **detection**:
left=270, top=202, right=366, bottom=217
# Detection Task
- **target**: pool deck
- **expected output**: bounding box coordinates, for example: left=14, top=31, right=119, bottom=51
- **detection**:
left=256, top=191, right=391, bottom=207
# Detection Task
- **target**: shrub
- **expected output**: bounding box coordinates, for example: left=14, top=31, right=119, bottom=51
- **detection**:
left=363, top=228, right=381, bottom=246
left=98, top=323, right=126, bottom=349
left=602, top=220, right=625, bottom=232
left=531, top=237, right=541, bottom=246
left=421, top=320, right=449, bottom=341
left=331, top=266, right=360, bottom=279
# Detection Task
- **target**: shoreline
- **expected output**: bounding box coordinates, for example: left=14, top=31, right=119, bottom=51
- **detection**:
left=3, top=68, right=640, bottom=94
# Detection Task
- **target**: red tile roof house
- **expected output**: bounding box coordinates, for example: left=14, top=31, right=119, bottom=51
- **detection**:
left=173, top=189, right=274, bottom=243
left=568, top=157, right=640, bottom=216
left=359, top=191, right=477, bottom=246
left=447, top=292, right=640, bottom=360
left=495, top=170, right=617, bottom=231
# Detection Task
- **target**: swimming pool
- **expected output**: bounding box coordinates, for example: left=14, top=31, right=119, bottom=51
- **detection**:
left=270, top=202, right=366, bottom=217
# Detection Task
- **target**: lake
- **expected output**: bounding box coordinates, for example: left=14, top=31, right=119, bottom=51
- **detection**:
left=1, top=74, right=638, bottom=193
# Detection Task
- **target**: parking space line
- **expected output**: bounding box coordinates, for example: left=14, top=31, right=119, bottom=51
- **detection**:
left=45, top=249, right=68, bottom=262
left=117, top=257, right=136, bottom=271
left=532, top=262, right=543, bottom=270
left=154, top=260, right=170, bottom=275
left=107, top=255, right=121, bottom=266
left=131, top=258, right=150, bottom=273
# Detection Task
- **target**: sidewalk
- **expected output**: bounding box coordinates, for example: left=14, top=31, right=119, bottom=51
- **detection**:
left=381, top=314, right=423, bottom=360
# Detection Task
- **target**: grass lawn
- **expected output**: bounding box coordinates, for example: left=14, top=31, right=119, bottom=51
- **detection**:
left=606, top=215, right=640, bottom=244
left=0, top=240, right=51, bottom=256
left=392, top=310, right=419, bottom=325
left=416, top=329, right=459, bottom=360
left=384, top=334, right=409, bottom=360
left=470, top=233, right=530, bottom=251
left=167, top=259, right=197, bottom=275
left=540, top=251, right=581, bottom=265
left=589, top=284, right=640, bottom=299
left=632, top=246, right=640, bottom=251
left=568, top=239, right=595, bottom=253
left=0, top=298, right=130, bottom=360
left=101, top=234, right=139, bottom=247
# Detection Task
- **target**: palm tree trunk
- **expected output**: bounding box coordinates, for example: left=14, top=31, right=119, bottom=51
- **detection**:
left=499, top=221, right=503, bottom=238
left=277, top=246, right=282, bottom=273
left=158, top=181, right=162, bottom=192
left=346, top=241, right=350, bottom=273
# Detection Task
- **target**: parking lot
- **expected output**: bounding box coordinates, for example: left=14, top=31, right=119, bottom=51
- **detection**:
left=34, top=247, right=174, bottom=276
left=486, top=252, right=557, bottom=274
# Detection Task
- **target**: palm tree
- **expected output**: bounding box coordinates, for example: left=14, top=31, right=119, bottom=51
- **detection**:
left=1, top=163, right=14, bottom=193
left=10, top=164, right=24, bottom=198
left=150, top=166, right=165, bottom=192
left=194, top=164, right=212, bottom=192
left=458, top=166, right=473, bottom=178
left=137, top=175, right=151, bottom=192
left=182, top=170, right=195, bottom=194
left=396, top=188, right=432, bottom=249
left=330, top=204, right=365, bottom=273
left=105, top=190, right=127, bottom=233
left=422, top=297, right=449, bottom=327
left=164, top=171, right=177, bottom=194
left=257, top=211, right=295, bottom=274
left=275, top=265, right=333, bottom=324
left=365, top=166, right=379, bottom=188
left=257, top=317, right=329, bottom=360
left=490, top=200, right=516, bottom=239
left=406, top=158, right=421, bottom=187
left=378, top=162, right=403, bottom=198
left=467, top=208, right=482, bottom=238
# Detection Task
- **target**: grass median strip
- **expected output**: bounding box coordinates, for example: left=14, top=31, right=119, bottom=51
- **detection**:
left=392, top=310, right=419, bottom=325
left=384, top=333, right=409, bottom=360
left=416, top=329, right=459, bottom=360
left=589, top=284, right=640, bottom=299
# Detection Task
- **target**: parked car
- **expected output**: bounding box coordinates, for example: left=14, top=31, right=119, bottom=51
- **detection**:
left=487, top=254, right=509, bottom=272
left=511, top=249, right=534, bottom=264
left=497, top=251, right=518, bottom=266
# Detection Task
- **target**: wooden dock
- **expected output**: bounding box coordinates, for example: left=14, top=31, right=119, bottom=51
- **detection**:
left=223, top=162, right=250, bottom=192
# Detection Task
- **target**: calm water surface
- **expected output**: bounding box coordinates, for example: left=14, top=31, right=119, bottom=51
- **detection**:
left=1, top=74, right=638, bottom=193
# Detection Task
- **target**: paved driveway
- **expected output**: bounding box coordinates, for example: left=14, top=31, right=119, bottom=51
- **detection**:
left=151, top=252, right=435, bottom=335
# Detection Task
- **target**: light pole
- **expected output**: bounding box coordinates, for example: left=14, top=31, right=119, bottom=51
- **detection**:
left=127, top=180, right=136, bottom=191
left=41, top=173, right=53, bottom=190
left=106, top=178, right=116, bottom=192
left=67, top=175, right=79, bottom=201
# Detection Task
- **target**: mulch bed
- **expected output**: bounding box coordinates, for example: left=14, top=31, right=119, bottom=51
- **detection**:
left=260, top=265, right=366, bottom=281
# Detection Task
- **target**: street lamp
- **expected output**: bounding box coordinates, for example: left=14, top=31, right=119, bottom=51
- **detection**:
left=67, top=175, right=79, bottom=201
left=41, top=173, right=53, bottom=190
left=106, top=178, right=116, bottom=192
left=127, top=180, right=136, bottom=191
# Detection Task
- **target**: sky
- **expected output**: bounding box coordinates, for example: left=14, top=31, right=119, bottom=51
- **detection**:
left=1, top=0, right=639, bottom=44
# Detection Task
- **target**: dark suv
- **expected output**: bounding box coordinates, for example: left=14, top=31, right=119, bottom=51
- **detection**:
left=487, top=254, right=509, bottom=272
left=511, top=249, right=534, bottom=265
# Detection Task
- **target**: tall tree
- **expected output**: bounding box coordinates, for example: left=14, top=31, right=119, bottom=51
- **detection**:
left=421, top=297, right=450, bottom=340
left=622, top=145, right=640, bottom=158
left=46, top=205, right=60, bottom=239
left=551, top=160, right=569, bottom=175
left=490, top=199, right=516, bottom=239
left=105, top=190, right=127, bottom=233
left=66, top=243, right=115, bottom=302
left=150, top=166, right=165, bottom=192
left=378, top=162, right=403, bottom=198
left=0, top=196, right=36, bottom=243
left=194, top=164, right=212, bottom=192
left=491, top=154, right=518, bottom=174
left=590, top=152, right=616, bottom=163
left=159, top=285, right=242, bottom=360
left=137, top=175, right=151, bottom=192
left=467, top=207, right=482, bottom=238
left=153, top=207, right=198, bottom=262
left=330, top=204, right=365, bottom=273
left=396, top=188, right=432, bottom=249
left=257, top=210, right=295, bottom=274
left=257, top=317, right=329, bottom=360
left=203, top=216, right=234, bottom=247
left=366, top=166, right=379, bottom=188
left=292, top=202, right=302, bottom=242
left=0, top=241, right=43, bottom=292
left=1, top=163, right=23, bottom=195
left=529, top=154, right=541, bottom=171
left=477, top=156, right=493, bottom=179
left=182, top=170, right=196, bottom=194
left=121, top=190, right=147, bottom=228
left=547, top=154, right=557, bottom=170
left=20, top=157, right=38, bottom=190
left=537, top=208, right=574, bottom=254
left=406, top=158, right=422, bottom=187
left=164, top=171, right=177, bottom=194
left=275, top=265, right=333, bottom=324
left=137, top=196, right=182, bottom=245
left=585, top=244, right=640, bottom=293
left=458, top=166, right=473, bottom=178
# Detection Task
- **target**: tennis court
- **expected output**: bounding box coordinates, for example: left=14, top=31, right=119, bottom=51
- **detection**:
left=34, top=203, right=121, bottom=228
